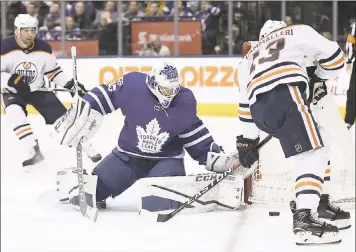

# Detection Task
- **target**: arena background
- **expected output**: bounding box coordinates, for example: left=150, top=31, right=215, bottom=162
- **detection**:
left=1, top=1, right=355, bottom=117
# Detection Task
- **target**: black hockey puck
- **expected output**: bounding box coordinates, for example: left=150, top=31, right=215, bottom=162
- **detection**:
left=269, top=211, right=280, bottom=216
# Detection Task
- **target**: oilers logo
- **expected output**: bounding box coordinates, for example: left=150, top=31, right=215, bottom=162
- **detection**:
left=14, top=62, right=38, bottom=84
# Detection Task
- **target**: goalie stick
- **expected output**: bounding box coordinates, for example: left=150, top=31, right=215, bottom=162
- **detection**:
left=140, top=135, right=273, bottom=223
left=70, top=46, right=98, bottom=222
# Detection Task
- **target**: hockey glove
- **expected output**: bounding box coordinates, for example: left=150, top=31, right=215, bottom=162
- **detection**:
left=7, top=73, right=31, bottom=96
left=236, top=135, right=259, bottom=168
left=64, top=79, right=88, bottom=97
left=308, top=74, right=327, bottom=105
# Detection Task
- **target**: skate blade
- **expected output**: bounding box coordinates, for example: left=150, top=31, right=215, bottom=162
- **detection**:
left=295, top=231, right=341, bottom=245
left=319, top=218, right=351, bottom=230
left=22, top=157, right=45, bottom=172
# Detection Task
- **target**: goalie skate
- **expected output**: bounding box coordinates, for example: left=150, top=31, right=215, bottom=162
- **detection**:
left=293, top=209, right=341, bottom=245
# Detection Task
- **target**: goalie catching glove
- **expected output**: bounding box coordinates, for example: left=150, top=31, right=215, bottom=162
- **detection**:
left=236, top=135, right=259, bottom=168
left=52, top=96, right=103, bottom=147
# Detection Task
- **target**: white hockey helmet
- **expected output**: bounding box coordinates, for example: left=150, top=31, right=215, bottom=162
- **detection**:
left=146, top=62, right=180, bottom=108
left=14, top=14, right=38, bottom=45
left=259, top=20, right=287, bottom=40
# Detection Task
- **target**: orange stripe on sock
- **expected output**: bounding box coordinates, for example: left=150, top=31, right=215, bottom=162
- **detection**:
left=15, top=127, right=31, bottom=136
left=295, top=181, right=322, bottom=191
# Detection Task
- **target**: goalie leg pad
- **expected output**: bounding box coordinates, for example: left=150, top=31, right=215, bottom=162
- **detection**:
left=56, top=167, right=90, bottom=203
left=141, top=158, right=186, bottom=211
left=52, top=96, right=103, bottom=147
left=69, top=174, right=98, bottom=211
left=137, top=174, right=244, bottom=213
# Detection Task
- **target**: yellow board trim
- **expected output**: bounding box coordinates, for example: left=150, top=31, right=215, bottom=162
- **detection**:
left=0, top=103, right=347, bottom=119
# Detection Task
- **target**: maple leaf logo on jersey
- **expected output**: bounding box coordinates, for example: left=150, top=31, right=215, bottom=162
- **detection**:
left=136, top=118, right=169, bottom=153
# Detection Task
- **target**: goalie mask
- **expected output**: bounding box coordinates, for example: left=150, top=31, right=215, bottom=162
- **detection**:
left=259, top=20, right=287, bottom=40
left=146, top=63, right=180, bottom=108
left=14, top=14, right=38, bottom=48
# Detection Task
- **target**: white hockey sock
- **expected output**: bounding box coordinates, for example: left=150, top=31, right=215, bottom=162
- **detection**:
left=322, top=160, right=331, bottom=196
left=290, top=147, right=328, bottom=212
left=290, top=126, right=331, bottom=212
left=5, top=104, right=37, bottom=150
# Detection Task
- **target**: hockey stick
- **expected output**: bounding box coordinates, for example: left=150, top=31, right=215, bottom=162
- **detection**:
left=37, top=87, right=71, bottom=92
left=0, top=87, right=71, bottom=94
left=70, top=46, right=98, bottom=222
left=140, top=135, right=273, bottom=223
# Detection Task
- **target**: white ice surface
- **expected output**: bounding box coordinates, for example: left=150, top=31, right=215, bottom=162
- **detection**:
left=1, top=113, right=355, bottom=252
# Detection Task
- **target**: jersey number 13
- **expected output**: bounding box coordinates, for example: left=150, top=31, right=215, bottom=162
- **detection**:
left=250, top=38, right=286, bottom=74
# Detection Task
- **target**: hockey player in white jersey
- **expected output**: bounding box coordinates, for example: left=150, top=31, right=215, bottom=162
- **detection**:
left=236, top=21, right=350, bottom=245
left=0, top=14, right=102, bottom=167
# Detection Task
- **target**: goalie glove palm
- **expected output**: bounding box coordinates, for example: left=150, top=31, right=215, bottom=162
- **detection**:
left=236, top=135, right=259, bottom=168
left=52, top=96, right=103, bottom=147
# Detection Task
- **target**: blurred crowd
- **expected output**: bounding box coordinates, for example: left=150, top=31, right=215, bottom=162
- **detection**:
left=1, top=1, right=355, bottom=56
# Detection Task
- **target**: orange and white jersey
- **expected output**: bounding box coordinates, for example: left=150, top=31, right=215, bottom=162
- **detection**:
left=1, top=36, right=69, bottom=92
left=239, top=24, right=344, bottom=105
left=237, top=24, right=344, bottom=139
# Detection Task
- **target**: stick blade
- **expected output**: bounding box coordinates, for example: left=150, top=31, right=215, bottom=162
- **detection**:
left=139, top=209, right=160, bottom=222
left=157, top=213, right=172, bottom=223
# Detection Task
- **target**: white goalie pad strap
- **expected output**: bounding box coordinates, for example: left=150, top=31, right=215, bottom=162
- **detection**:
left=136, top=174, right=244, bottom=214
left=52, top=96, right=103, bottom=147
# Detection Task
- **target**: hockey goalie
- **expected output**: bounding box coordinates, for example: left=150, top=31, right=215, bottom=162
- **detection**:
left=53, top=62, right=246, bottom=216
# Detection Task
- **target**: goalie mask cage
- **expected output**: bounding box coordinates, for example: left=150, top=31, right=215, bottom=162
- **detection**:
left=241, top=41, right=355, bottom=208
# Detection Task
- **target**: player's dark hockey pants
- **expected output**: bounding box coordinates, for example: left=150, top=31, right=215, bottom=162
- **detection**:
left=250, top=84, right=323, bottom=158
left=93, top=148, right=186, bottom=211
left=345, top=63, right=355, bottom=125
left=1, top=91, right=67, bottom=124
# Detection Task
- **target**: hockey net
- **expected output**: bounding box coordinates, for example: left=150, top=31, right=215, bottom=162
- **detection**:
left=241, top=42, right=355, bottom=208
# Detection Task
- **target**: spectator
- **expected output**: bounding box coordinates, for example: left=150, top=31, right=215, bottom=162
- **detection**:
left=94, top=1, right=118, bottom=26
left=139, top=35, right=171, bottom=56
left=169, top=1, right=193, bottom=17
left=65, top=16, right=82, bottom=40
left=123, top=1, right=145, bottom=23
left=145, top=1, right=164, bottom=17
left=69, top=1, right=96, bottom=22
left=72, top=1, right=92, bottom=32
left=285, top=15, right=293, bottom=26
left=6, top=1, right=27, bottom=35
left=26, top=2, right=37, bottom=18
left=35, top=1, right=50, bottom=27
left=195, top=1, right=221, bottom=54
left=96, top=21, right=118, bottom=55
left=42, top=2, right=61, bottom=30
left=187, top=1, right=199, bottom=14
left=214, top=25, right=244, bottom=55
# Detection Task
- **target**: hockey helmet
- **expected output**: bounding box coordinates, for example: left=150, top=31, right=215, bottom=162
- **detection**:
left=259, top=20, right=287, bottom=40
left=14, top=14, right=38, bottom=46
left=146, top=62, right=180, bottom=108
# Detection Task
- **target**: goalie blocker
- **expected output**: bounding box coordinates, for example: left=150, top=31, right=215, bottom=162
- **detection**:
left=56, top=167, right=245, bottom=213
